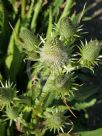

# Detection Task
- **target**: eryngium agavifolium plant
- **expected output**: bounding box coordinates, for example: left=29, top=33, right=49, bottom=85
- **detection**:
left=0, top=1, right=102, bottom=136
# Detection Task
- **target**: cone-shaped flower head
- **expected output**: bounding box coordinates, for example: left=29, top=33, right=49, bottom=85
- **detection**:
left=6, top=106, right=19, bottom=121
left=40, top=37, right=68, bottom=69
left=59, top=16, right=76, bottom=44
left=0, top=82, right=16, bottom=107
left=19, top=27, right=40, bottom=60
left=44, top=108, right=67, bottom=133
left=42, top=72, right=77, bottom=98
left=79, top=40, right=102, bottom=70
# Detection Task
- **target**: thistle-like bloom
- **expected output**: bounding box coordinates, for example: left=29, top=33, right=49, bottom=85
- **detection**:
left=59, top=16, right=77, bottom=45
left=19, top=27, right=40, bottom=60
left=6, top=106, right=19, bottom=120
left=40, top=37, right=68, bottom=69
left=5, top=106, right=20, bottom=126
left=44, top=108, right=68, bottom=133
left=42, top=72, right=77, bottom=99
left=79, top=40, right=102, bottom=70
left=55, top=73, right=77, bottom=97
left=0, top=81, right=17, bottom=108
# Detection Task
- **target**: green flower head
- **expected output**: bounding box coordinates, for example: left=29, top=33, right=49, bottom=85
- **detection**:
left=40, top=37, right=68, bottom=69
left=79, top=40, right=102, bottom=70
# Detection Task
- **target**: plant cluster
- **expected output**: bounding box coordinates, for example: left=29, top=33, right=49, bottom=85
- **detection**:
left=0, top=0, right=102, bottom=136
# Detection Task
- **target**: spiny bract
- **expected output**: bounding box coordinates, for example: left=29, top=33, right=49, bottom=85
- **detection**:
left=40, top=37, right=68, bottom=69
left=79, top=40, right=102, bottom=69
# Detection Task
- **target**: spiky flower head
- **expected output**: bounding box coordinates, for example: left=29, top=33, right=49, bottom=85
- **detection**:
left=40, top=37, right=68, bottom=69
left=79, top=40, right=102, bottom=70
left=19, top=27, right=40, bottom=60
left=55, top=73, right=77, bottom=97
left=5, top=106, right=20, bottom=126
left=44, top=108, right=68, bottom=133
left=0, top=81, right=16, bottom=108
left=6, top=106, right=19, bottom=121
left=42, top=72, right=77, bottom=99
left=59, top=16, right=77, bottom=45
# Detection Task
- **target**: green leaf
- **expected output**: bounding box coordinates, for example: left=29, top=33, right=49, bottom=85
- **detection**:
left=52, top=0, right=63, bottom=16
left=72, top=99, right=96, bottom=111
left=0, top=1, right=9, bottom=55
left=5, top=19, right=23, bottom=82
left=79, top=128, right=102, bottom=136
left=46, top=7, right=52, bottom=43
left=5, top=19, right=20, bottom=69
left=74, top=85, right=99, bottom=101
left=0, top=119, right=7, bottom=136
left=58, top=0, right=74, bottom=24
left=31, top=0, right=43, bottom=31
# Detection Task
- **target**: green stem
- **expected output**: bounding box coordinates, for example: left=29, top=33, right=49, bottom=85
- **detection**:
left=20, top=0, right=26, bottom=18
left=44, top=92, right=55, bottom=108
left=58, top=0, right=74, bottom=25
left=35, top=73, right=54, bottom=108
left=46, top=7, right=52, bottom=43
left=27, top=0, right=35, bottom=20
left=31, top=0, right=43, bottom=31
